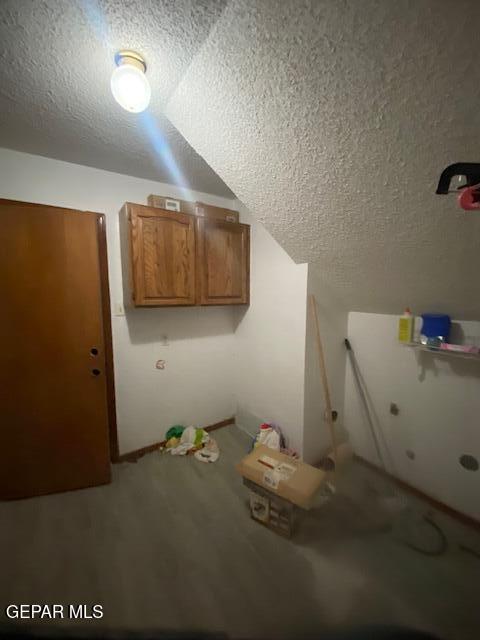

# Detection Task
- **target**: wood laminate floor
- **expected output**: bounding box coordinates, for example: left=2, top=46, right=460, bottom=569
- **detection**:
left=1, top=426, right=478, bottom=639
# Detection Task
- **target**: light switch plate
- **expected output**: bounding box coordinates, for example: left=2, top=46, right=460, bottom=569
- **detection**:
left=114, top=302, right=125, bottom=317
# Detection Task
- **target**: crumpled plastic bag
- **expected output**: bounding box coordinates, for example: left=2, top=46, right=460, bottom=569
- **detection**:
left=169, top=426, right=209, bottom=455
left=194, top=437, right=219, bottom=463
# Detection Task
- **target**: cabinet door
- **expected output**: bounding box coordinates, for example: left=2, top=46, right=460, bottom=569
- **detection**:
left=197, top=218, right=250, bottom=305
left=128, top=204, right=196, bottom=306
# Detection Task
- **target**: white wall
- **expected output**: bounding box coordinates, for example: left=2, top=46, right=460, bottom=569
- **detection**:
left=232, top=204, right=308, bottom=455
left=0, top=148, right=237, bottom=454
left=303, top=268, right=348, bottom=464
left=0, top=148, right=313, bottom=457
left=344, top=312, right=480, bottom=520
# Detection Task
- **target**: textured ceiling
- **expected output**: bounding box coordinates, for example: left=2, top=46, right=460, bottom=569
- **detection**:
left=0, top=0, right=233, bottom=197
left=166, top=0, right=480, bottom=318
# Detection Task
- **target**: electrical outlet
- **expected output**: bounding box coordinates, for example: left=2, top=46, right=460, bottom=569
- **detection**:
left=390, top=402, right=399, bottom=416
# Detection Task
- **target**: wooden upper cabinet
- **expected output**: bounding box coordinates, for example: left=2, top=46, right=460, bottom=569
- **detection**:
left=120, top=202, right=250, bottom=307
left=196, top=218, right=250, bottom=305
left=123, top=203, right=196, bottom=306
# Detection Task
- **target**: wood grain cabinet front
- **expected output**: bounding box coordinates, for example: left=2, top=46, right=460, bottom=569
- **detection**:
left=120, top=203, right=250, bottom=307
left=196, top=218, right=250, bottom=305
left=121, top=203, right=196, bottom=306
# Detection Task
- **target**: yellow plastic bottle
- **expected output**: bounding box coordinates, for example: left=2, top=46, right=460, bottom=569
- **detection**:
left=398, top=308, right=414, bottom=343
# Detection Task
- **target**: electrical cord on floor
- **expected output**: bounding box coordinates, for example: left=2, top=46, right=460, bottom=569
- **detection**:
left=402, top=513, right=448, bottom=557
left=459, top=544, right=480, bottom=560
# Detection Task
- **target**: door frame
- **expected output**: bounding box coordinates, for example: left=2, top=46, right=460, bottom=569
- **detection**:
left=0, top=199, right=119, bottom=463
left=96, top=212, right=119, bottom=462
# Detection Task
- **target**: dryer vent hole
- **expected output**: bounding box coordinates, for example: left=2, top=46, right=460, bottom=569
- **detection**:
left=459, top=454, right=479, bottom=472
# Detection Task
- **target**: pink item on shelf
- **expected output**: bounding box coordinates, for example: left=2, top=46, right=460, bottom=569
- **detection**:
left=440, top=343, right=479, bottom=354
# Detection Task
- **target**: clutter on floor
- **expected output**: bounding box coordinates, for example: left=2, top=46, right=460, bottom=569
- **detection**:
left=3, top=425, right=478, bottom=639
left=242, top=311, right=348, bottom=537
left=235, top=295, right=353, bottom=537
left=254, top=422, right=283, bottom=450
left=164, top=425, right=219, bottom=463
left=252, top=422, right=299, bottom=458
left=236, top=444, right=326, bottom=536
left=194, top=437, right=219, bottom=463
left=244, top=477, right=296, bottom=537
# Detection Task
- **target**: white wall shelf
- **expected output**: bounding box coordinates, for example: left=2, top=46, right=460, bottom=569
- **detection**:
left=403, top=342, right=480, bottom=361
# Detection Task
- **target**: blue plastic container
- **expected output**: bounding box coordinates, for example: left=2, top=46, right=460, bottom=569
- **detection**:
left=421, top=314, right=451, bottom=340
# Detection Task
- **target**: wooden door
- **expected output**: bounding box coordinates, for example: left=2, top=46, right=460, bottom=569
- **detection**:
left=0, top=199, right=112, bottom=499
left=126, top=204, right=196, bottom=306
left=197, top=219, right=250, bottom=305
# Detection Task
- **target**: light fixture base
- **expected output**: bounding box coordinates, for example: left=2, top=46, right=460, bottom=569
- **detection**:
left=114, top=50, right=146, bottom=73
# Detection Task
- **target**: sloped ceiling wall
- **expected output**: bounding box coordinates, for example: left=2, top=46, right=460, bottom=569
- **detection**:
left=166, top=0, right=480, bottom=318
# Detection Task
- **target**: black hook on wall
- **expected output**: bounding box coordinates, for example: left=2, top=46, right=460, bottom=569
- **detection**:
left=436, top=162, right=480, bottom=194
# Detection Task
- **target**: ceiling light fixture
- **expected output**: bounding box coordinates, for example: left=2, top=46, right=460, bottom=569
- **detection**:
left=111, top=50, right=151, bottom=113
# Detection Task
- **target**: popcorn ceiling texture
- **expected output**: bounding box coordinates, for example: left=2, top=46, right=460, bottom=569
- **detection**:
left=1, top=0, right=480, bottom=317
left=166, top=0, right=480, bottom=318
left=0, top=0, right=233, bottom=197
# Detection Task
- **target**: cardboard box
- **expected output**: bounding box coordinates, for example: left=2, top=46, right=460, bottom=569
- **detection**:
left=236, top=445, right=326, bottom=510
left=245, top=478, right=295, bottom=537
left=194, top=202, right=239, bottom=223
left=147, top=194, right=196, bottom=215
left=147, top=195, right=239, bottom=223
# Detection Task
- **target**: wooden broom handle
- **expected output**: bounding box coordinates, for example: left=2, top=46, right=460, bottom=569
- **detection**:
left=309, top=294, right=337, bottom=463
